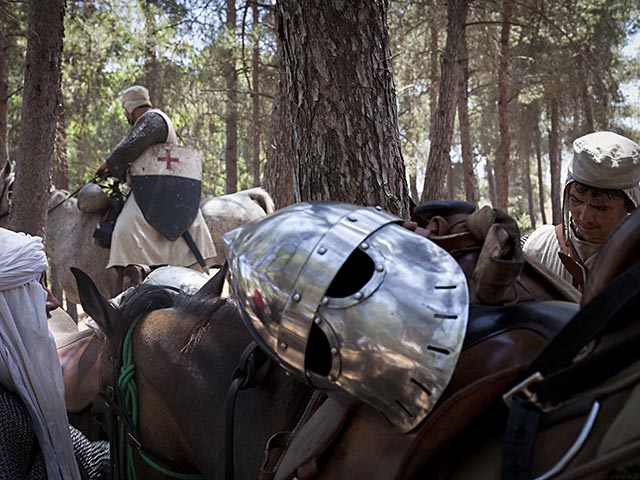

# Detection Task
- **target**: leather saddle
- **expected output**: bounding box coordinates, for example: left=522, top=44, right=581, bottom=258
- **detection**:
left=266, top=301, right=578, bottom=480
left=49, top=308, right=101, bottom=414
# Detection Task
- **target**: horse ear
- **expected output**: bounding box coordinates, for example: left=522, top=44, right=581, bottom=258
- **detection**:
left=71, top=267, right=120, bottom=335
left=194, top=262, right=228, bottom=299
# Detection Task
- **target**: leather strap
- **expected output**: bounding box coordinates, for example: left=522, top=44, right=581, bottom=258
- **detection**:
left=501, top=260, right=640, bottom=479
left=555, top=224, right=586, bottom=290
left=225, top=341, right=272, bottom=480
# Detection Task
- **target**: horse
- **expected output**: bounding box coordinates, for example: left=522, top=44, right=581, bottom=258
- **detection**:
left=46, top=186, right=275, bottom=305
left=266, top=206, right=640, bottom=480
left=72, top=266, right=313, bottom=479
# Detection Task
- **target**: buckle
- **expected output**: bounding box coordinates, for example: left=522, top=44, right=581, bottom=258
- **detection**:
left=503, top=372, right=553, bottom=411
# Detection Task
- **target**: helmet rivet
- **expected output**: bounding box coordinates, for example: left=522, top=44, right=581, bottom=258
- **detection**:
left=360, top=242, right=369, bottom=250
left=321, top=297, right=329, bottom=305
left=328, top=375, right=336, bottom=382
left=376, top=264, right=384, bottom=272
left=354, top=292, right=363, bottom=300
left=305, top=370, right=311, bottom=378
left=375, top=205, right=382, bottom=211
left=318, top=246, right=327, bottom=255
left=348, top=216, right=358, bottom=222
left=279, top=341, right=288, bottom=350
left=292, top=293, right=301, bottom=302
left=331, top=347, right=338, bottom=355
left=314, top=316, right=322, bottom=324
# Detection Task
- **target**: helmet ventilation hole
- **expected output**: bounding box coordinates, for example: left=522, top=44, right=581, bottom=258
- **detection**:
left=427, top=345, right=451, bottom=355
left=325, top=248, right=375, bottom=298
left=410, top=378, right=432, bottom=396
left=395, top=401, right=414, bottom=418
left=305, top=322, right=333, bottom=376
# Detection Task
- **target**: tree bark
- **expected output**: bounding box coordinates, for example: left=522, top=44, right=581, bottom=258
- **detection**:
left=251, top=0, right=261, bottom=187
left=270, top=0, right=409, bottom=217
left=457, top=24, right=477, bottom=205
left=421, top=0, right=467, bottom=202
left=9, top=0, right=65, bottom=238
left=494, top=0, right=512, bottom=212
left=54, top=80, right=69, bottom=190
left=534, top=118, right=547, bottom=225
left=0, top=4, right=8, bottom=170
left=519, top=108, right=535, bottom=229
left=225, top=0, right=238, bottom=193
left=548, top=91, right=562, bottom=225
left=428, top=0, right=439, bottom=136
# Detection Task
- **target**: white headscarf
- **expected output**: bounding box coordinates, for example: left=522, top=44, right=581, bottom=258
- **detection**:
left=0, top=228, right=80, bottom=479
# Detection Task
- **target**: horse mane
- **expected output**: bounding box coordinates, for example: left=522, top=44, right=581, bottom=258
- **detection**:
left=114, top=284, right=241, bottom=354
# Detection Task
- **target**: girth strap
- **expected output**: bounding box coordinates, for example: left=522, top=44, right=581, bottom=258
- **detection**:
left=225, top=341, right=272, bottom=480
left=501, top=260, right=640, bottom=479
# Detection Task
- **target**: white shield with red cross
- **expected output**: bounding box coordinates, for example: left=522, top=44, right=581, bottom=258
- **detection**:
left=130, top=144, right=203, bottom=241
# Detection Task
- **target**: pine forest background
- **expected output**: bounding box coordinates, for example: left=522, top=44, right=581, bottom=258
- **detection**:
left=2, top=0, right=639, bottom=235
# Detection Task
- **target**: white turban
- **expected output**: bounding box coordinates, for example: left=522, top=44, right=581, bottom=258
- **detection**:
left=121, top=85, right=152, bottom=114
left=0, top=228, right=80, bottom=479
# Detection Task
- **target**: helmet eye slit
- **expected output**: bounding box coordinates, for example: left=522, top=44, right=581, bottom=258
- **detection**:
left=304, top=322, right=333, bottom=376
left=325, top=248, right=374, bottom=298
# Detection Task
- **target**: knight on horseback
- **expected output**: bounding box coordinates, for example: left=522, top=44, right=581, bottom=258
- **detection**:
left=523, top=131, right=640, bottom=291
left=95, top=85, right=216, bottom=290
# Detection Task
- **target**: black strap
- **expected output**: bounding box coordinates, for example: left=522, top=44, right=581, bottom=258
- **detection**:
left=182, top=230, right=210, bottom=274
left=224, top=341, right=272, bottom=480
left=501, top=260, right=640, bottom=479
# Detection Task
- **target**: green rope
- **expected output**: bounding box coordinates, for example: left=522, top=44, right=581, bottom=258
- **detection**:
left=117, top=315, right=203, bottom=480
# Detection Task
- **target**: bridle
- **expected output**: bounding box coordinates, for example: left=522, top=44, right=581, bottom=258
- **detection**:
left=101, top=298, right=274, bottom=480
left=101, top=313, right=203, bottom=480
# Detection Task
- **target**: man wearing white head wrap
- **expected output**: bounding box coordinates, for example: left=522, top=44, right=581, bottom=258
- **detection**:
left=523, top=131, right=640, bottom=291
left=0, top=228, right=81, bottom=479
left=94, top=86, right=216, bottom=289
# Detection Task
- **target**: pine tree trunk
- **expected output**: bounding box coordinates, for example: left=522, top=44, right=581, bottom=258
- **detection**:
left=428, top=0, right=439, bottom=135
left=9, top=0, right=65, bottom=238
left=518, top=111, right=535, bottom=229
left=548, top=92, right=562, bottom=225
left=225, top=0, right=238, bottom=193
left=421, top=0, right=467, bottom=201
left=54, top=80, right=69, bottom=190
left=269, top=0, right=409, bottom=217
left=251, top=0, right=261, bottom=187
left=494, top=0, right=512, bottom=212
left=534, top=119, right=547, bottom=225
left=457, top=25, right=477, bottom=205
left=0, top=5, right=8, bottom=170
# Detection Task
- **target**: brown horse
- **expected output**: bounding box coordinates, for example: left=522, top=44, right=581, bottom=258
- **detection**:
left=268, top=207, right=640, bottom=480
left=72, top=267, right=313, bottom=480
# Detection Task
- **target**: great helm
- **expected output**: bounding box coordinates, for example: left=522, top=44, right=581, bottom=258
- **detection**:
left=222, top=202, right=469, bottom=433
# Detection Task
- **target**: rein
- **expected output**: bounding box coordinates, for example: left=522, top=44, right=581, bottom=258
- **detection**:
left=224, top=341, right=273, bottom=480
left=109, top=314, right=203, bottom=480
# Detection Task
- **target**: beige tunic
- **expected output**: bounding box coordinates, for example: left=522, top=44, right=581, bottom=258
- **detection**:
left=523, top=224, right=601, bottom=287
left=107, top=109, right=216, bottom=268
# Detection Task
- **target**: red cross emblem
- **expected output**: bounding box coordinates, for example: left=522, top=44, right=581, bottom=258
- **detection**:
left=157, top=148, right=179, bottom=170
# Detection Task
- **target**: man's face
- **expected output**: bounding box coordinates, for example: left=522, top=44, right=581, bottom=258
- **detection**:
left=568, top=183, right=628, bottom=243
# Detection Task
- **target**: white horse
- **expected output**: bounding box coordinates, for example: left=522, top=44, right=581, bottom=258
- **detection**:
left=46, top=187, right=275, bottom=304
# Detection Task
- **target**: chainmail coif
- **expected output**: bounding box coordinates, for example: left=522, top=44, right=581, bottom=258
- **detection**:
left=0, top=383, right=111, bottom=479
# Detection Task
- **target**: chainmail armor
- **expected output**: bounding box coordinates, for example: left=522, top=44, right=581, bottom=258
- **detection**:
left=0, top=383, right=111, bottom=479
left=106, top=111, right=168, bottom=180
left=0, top=384, right=46, bottom=479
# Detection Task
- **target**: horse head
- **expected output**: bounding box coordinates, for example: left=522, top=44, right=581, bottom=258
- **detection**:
left=72, top=266, right=312, bottom=479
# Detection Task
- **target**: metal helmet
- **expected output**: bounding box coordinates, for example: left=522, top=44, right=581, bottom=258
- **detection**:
left=222, top=202, right=469, bottom=433
left=77, top=182, right=110, bottom=214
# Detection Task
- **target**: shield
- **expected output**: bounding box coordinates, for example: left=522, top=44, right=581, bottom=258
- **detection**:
left=130, top=144, right=203, bottom=241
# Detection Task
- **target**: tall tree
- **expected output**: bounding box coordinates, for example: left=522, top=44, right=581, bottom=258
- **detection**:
left=250, top=0, right=261, bottom=187
left=494, top=0, right=512, bottom=212
left=421, top=0, right=467, bottom=201
left=0, top=1, right=7, bottom=170
left=267, top=0, right=409, bottom=217
left=225, top=0, right=238, bottom=193
left=457, top=22, right=477, bottom=205
left=548, top=89, right=562, bottom=225
left=9, top=0, right=64, bottom=237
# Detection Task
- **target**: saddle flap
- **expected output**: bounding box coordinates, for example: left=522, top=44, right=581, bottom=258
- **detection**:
left=274, top=399, right=351, bottom=480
